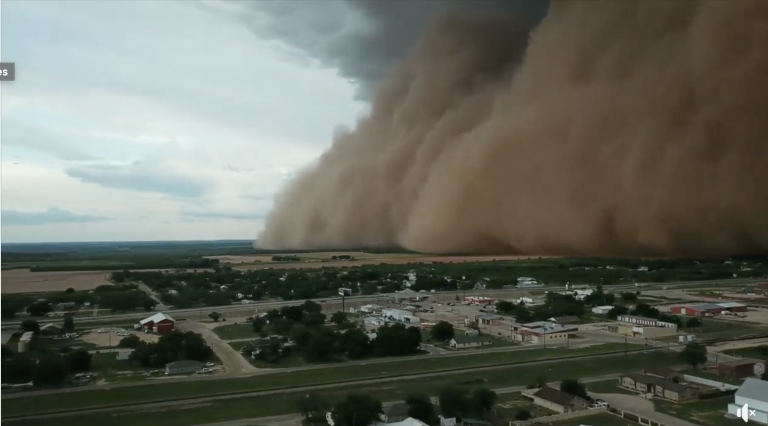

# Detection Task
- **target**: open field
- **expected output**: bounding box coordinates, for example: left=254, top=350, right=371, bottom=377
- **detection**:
left=546, top=412, right=638, bottom=426
left=1, top=269, right=112, bottom=293
left=2, top=351, right=679, bottom=425
left=81, top=329, right=159, bottom=348
left=213, top=324, right=258, bottom=340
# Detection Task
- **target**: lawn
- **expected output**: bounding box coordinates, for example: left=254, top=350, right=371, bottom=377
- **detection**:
left=212, top=323, right=259, bottom=340
left=4, top=351, right=682, bottom=426
left=2, top=347, right=670, bottom=418
left=229, top=342, right=310, bottom=368
left=653, top=396, right=735, bottom=426
left=678, top=368, right=744, bottom=385
left=686, top=318, right=758, bottom=334
left=584, top=378, right=636, bottom=395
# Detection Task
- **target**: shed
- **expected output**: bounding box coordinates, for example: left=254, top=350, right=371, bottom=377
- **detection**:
left=592, top=305, right=614, bottom=315
left=165, top=360, right=204, bottom=375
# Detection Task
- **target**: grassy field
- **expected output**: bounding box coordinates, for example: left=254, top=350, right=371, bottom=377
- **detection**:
left=678, top=368, right=744, bottom=385
left=584, top=378, right=636, bottom=395
left=653, top=396, right=734, bottom=426
left=725, top=344, right=768, bottom=360
left=212, top=324, right=257, bottom=340
left=4, top=351, right=681, bottom=426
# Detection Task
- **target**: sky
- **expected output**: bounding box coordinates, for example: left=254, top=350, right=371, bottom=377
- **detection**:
left=1, top=0, right=365, bottom=243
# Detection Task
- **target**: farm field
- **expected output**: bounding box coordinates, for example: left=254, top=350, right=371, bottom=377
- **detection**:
left=3, top=351, right=679, bottom=425
left=1, top=269, right=113, bottom=293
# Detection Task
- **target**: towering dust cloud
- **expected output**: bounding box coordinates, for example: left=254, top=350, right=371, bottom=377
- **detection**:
left=257, top=0, right=768, bottom=257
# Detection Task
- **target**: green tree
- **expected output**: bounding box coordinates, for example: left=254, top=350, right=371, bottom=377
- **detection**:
left=33, top=354, right=69, bottom=386
left=251, top=317, right=265, bottom=333
left=209, top=312, right=221, bottom=322
left=66, top=349, right=92, bottom=372
left=606, top=305, right=628, bottom=320
left=2, top=344, right=15, bottom=359
left=296, top=392, right=330, bottom=421
left=560, top=378, right=588, bottom=399
left=63, top=314, right=76, bottom=333
left=495, top=300, right=516, bottom=314
left=470, top=388, right=497, bottom=417
left=331, top=394, right=383, bottom=426
left=438, top=387, right=469, bottom=418
left=117, top=334, right=141, bottom=349
left=514, top=409, right=531, bottom=420
left=21, top=319, right=40, bottom=333
left=404, top=394, right=435, bottom=424
left=679, top=342, right=708, bottom=368
left=331, top=311, right=348, bottom=326
left=685, top=317, right=703, bottom=328
left=65, top=287, right=75, bottom=294
left=339, top=328, right=373, bottom=359
left=430, top=321, right=455, bottom=342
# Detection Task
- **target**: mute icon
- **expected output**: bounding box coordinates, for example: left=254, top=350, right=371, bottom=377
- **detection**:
left=736, top=403, right=756, bottom=423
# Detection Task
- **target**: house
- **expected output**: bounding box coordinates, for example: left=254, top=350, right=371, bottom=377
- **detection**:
left=449, top=335, right=492, bottom=349
left=727, top=378, right=768, bottom=424
left=139, top=312, right=176, bottom=334
left=717, top=359, right=767, bottom=379
left=548, top=316, right=580, bottom=326
left=56, top=302, right=77, bottom=312
left=592, top=305, right=614, bottom=315
left=642, top=367, right=684, bottom=382
left=619, top=373, right=698, bottom=402
left=529, top=386, right=589, bottom=413
left=165, top=360, right=204, bottom=375
left=475, top=314, right=501, bottom=325
left=510, top=321, right=578, bottom=344
left=382, top=403, right=410, bottom=423
left=39, top=323, right=63, bottom=335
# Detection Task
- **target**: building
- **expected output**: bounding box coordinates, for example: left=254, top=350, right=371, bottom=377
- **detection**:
left=548, top=316, right=580, bottom=326
left=364, top=317, right=386, bottom=327
left=475, top=314, right=502, bottom=325
left=382, top=403, right=410, bottom=423
left=617, top=315, right=677, bottom=328
left=448, top=335, right=492, bottom=349
left=678, top=332, right=697, bottom=343
left=139, top=312, right=176, bottom=334
left=464, top=296, right=496, bottom=306
left=717, top=359, right=767, bottom=379
left=716, top=302, right=749, bottom=313
left=165, top=360, right=204, bottom=375
left=56, top=302, right=77, bottom=312
left=669, top=303, right=724, bottom=317
left=116, top=349, right=134, bottom=360
left=18, top=331, right=35, bottom=353
left=529, top=386, right=589, bottom=413
left=592, top=305, right=614, bottom=315
left=727, top=378, right=768, bottom=424
left=619, top=373, right=698, bottom=402
left=511, top=321, right=578, bottom=344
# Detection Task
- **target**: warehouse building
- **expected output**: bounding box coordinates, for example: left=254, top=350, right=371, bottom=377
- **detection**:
left=669, top=303, right=725, bottom=317
left=617, top=315, right=678, bottom=328
left=727, top=378, right=768, bottom=425
left=717, top=359, right=767, bottom=380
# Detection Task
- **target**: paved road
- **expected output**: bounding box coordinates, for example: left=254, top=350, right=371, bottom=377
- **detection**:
left=6, top=370, right=627, bottom=422
left=181, top=321, right=258, bottom=376
left=138, top=283, right=168, bottom=311
left=4, top=278, right=762, bottom=328
left=589, top=392, right=699, bottom=426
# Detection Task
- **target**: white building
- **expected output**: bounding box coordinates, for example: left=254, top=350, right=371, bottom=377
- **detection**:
left=727, top=378, right=768, bottom=424
left=359, top=304, right=382, bottom=313
left=515, top=297, right=534, bottom=305
left=592, top=305, right=614, bottom=315
left=364, top=317, right=386, bottom=326
left=382, top=308, right=411, bottom=321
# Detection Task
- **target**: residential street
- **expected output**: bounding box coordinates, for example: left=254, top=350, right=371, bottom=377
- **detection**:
left=181, top=321, right=259, bottom=376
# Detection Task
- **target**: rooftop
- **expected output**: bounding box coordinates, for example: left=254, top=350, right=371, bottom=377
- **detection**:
left=453, top=335, right=490, bottom=344
left=716, top=302, right=747, bottom=308
left=719, top=358, right=765, bottom=367
left=737, top=377, right=768, bottom=402
left=140, top=312, right=175, bottom=325
left=682, top=303, right=723, bottom=311
left=550, top=316, right=579, bottom=324
left=532, top=386, right=583, bottom=406
left=626, top=373, right=689, bottom=393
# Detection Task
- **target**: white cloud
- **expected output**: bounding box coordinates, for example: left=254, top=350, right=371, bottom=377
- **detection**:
left=1, top=0, right=365, bottom=242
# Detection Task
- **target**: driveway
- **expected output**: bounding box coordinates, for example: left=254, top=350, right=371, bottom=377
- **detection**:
left=589, top=392, right=699, bottom=426
left=181, top=321, right=259, bottom=375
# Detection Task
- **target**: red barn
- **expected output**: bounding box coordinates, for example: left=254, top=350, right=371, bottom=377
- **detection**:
left=669, top=303, right=722, bottom=317
left=139, top=312, right=175, bottom=334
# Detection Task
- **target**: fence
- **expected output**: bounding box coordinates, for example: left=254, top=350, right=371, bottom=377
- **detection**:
left=683, top=374, right=740, bottom=391
left=509, top=407, right=606, bottom=426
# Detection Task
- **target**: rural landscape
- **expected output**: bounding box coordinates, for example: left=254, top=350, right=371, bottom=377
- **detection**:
left=2, top=241, right=768, bottom=426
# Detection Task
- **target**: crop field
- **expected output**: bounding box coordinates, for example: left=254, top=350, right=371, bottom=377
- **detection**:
left=1, top=269, right=113, bottom=293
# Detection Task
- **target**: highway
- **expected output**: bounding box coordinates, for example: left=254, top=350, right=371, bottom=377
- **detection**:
left=3, top=277, right=762, bottom=328
left=1, top=351, right=668, bottom=421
